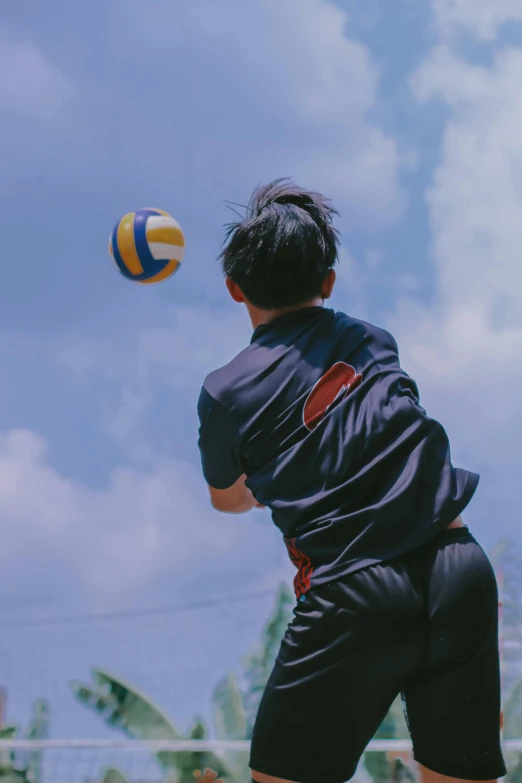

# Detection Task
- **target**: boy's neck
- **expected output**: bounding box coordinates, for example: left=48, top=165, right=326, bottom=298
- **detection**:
left=247, top=297, right=324, bottom=330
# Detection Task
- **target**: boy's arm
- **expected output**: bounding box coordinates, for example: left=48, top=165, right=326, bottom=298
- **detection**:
left=207, top=473, right=260, bottom=514
left=197, top=386, right=262, bottom=514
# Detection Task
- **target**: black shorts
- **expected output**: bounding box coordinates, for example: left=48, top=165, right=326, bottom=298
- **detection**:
left=250, top=527, right=506, bottom=783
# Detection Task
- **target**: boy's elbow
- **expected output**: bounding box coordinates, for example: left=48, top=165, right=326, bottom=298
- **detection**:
left=210, top=496, right=233, bottom=512
left=208, top=476, right=253, bottom=513
left=210, top=494, right=252, bottom=514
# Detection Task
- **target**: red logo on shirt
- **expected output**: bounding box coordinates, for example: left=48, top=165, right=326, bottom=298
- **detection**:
left=303, top=362, right=362, bottom=431
left=285, top=538, right=313, bottom=598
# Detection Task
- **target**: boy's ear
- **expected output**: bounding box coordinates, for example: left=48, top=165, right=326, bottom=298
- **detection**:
left=321, top=269, right=336, bottom=300
left=226, top=276, right=246, bottom=303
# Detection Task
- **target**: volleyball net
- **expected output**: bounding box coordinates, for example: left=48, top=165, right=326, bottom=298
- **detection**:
left=0, top=573, right=519, bottom=783
left=1, top=738, right=522, bottom=783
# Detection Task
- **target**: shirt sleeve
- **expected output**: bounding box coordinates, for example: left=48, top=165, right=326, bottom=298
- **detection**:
left=197, top=386, right=244, bottom=489
left=378, top=326, right=400, bottom=358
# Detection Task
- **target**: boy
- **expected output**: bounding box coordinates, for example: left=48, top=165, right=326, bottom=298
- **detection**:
left=197, top=180, right=505, bottom=783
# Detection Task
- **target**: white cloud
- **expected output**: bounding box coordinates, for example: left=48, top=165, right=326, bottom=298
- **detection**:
left=126, top=0, right=403, bottom=229
left=0, top=27, right=75, bottom=120
left=57, top=305, right=252, bottom=453
left=59, top=306, right=251, bottom=387
left=390, top=12, right=522, bottom=488
left=188, top=0, right=376, bottom=124
left=411, top=45, right=522, bottom=317
left=278, top=128, right=402, bottom=228
left=432, top=0, right=522, bottom=40
left=0, top=427, right=282, bottom=607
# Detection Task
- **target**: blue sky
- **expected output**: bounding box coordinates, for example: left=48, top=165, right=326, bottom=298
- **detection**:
left=0, top=0, right=522, bottom=741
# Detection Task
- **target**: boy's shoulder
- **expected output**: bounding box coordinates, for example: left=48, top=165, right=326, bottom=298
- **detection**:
left=202, top=310, right=400, bottom=404
left=335, top=311, right=399, bottom=355
left=202, top=342, right=258, bottom=404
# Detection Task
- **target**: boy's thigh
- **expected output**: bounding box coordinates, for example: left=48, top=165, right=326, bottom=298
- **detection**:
left=250, top=572, right=422, bottom=783
left=403, top=650, right=505, bottom=782
left=404, top=534, right=506, bottom=781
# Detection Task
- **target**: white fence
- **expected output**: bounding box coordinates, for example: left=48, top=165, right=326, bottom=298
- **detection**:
left=2, top=737, right=522, bottom=750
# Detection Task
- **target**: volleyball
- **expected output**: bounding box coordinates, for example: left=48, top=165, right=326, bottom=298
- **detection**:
left=109, top=208, right=185, bottom=284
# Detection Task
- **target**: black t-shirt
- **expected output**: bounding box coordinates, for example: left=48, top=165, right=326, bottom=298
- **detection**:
left=197, top=307, right=478, bottom=598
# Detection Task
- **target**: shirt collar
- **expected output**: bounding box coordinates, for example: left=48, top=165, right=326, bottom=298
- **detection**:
left=251, top=306, right=328, bottom=343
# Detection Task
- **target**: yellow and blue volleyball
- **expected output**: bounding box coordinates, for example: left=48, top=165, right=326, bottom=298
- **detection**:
left=108, top=208, right=185, bottom=284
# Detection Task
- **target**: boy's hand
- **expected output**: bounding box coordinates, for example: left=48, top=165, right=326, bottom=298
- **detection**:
left=193, top=769, right=224, bottom=783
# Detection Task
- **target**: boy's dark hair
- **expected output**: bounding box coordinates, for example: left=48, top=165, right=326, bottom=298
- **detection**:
left=220, top=178, right=340, bottom=310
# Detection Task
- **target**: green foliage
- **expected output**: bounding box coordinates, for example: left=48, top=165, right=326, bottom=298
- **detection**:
left=72, top=673, right=230, bottom=781
left=505, top=679, right=522, bottom=739
left=503, top=674, right=522, bottom=782
left=172, top=719, right=228, bottom=783
left=0, top=699, right=48, bottom=783
left=489, top=539, right=522, bottom=782
left=100, top=770, right=129, bottom=783
left=240, top=582, right=293, bottom=735
left=0, top=728, right=17, bottom=740
left=363, top=748, right=390, bottom=783
left=0, top=724, right=19, bottom=781
left=206, top=582, right=294, bottom=781
left=212, top=675, right=247, bottom=740
left=490, top=539, right=522, bottom=693
left=22, top=700, right=49, bottom=783
left=72, top=562, right=522, bottom=783
left=363, top=695, right=411, bottom=783
left=71, top=670, right=181, bottom=742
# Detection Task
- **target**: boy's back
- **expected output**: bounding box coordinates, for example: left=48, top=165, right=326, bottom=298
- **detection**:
left=199, top=306, right=477, bottom=596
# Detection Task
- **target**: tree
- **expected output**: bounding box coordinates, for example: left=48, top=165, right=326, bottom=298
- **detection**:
left=209, top=582, right=294, bottom=781
left=0, top=699, right=49, bottom=783
left=72, top=585, right=295, bottom=783
left=363, top=695, right=412, bottom=783
left=490, top=539, right=522, bottom=695
left=72, top=670, right=229, bottom=783
left=240, top=582, right=294, bottom=736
